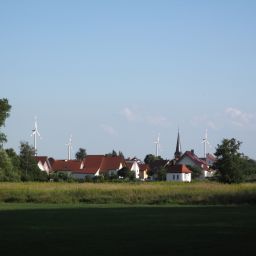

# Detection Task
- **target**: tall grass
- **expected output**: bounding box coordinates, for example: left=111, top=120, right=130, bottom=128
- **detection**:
left=0, top=182, right=256, bottom=205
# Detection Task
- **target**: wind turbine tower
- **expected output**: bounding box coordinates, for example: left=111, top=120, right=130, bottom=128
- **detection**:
left=154, top=134, right=160, bottom=157
left=31, top=117, right=41, bottom=156
left=202, top=129, right=210, bottom=158
left=66, top=135, right=73, bottom=160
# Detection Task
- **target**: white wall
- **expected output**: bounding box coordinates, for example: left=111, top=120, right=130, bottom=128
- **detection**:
left=166, top=173, right=191, bottom=182
left=130, top=162, right=140, bottom=179
left=37, top=161, right=50, bottom=174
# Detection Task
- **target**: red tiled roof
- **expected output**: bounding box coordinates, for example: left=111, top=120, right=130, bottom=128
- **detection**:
left=35, top=156, right=48, bottom=163
left=100, top=156, right=126, bottom=174
left=80, top=155, right=105, bottom=174
left=178, top=151, right=208, bottom=170
left=52, top=155, right=127, bottom=175
left=167, top=165, right=192, bottom=174
left=139, top=164, right=149, bottom=171
left=126, top=162, right=133, bottom=170
left=51, top=160, right=82, bottom=172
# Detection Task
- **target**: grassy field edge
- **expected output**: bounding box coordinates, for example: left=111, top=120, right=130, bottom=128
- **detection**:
left=0, top=181, right=256, bottom=205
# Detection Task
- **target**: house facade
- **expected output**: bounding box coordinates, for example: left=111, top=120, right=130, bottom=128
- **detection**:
left=166, top=165, right=192, bottom=182
left=35, top=156, right=53, bottom=174
left=177, top=150, right=214, bottom=178
left=139, top=164, right=149, bottom=180
left=51, top=155, right=126, bottom=180
left=126, top=160, right=140, bottom=179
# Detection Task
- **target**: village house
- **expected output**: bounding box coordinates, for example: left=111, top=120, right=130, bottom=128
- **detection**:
left=49, top=155, right=127, bottom=180
left=35, top=156, right=52, bottom=175
left=177, top=150, right=215, bottom=178
left=166, top=164, right=192, bottom=182
left=125, top=159, right=140, bottom=179
left=51, top=159, right=84, bottom=177
left=139, top=163, right=149, bottom=180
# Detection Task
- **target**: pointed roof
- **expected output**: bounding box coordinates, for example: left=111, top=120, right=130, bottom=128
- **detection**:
left=174, top=130, right=182, bottom=159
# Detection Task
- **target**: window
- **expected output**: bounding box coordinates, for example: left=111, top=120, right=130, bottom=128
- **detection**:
left=177, top=175, right=179, bottom=180
left=173, top=175, right=175, bottom=180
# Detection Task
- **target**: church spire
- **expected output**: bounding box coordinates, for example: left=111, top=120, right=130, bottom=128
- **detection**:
left=174, top=129, right=182, bottom=160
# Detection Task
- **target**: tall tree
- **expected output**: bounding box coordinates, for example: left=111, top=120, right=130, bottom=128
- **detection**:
left=214, top=138, right=244, bottom=183
left=0, top=98, right=11, bottom=146
left=144, top=154, right=163, bottom=164
left=75, top=148, right=87, bottom=160
left=0, top=149, right=20, bottom=181
left=19, top=142, right=47, bottom=181
left=118, top=151, right=124, bottom=158
left=105, top=150, right=118, bottom=157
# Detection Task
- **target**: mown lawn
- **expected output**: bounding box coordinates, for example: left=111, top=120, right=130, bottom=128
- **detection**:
left=0, top=204, right=255, bottom=256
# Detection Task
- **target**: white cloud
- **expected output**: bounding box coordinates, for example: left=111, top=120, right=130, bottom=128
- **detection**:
left=101, top=124, right=117, bottom=136
left=121, top=107, right=137, bottom=121
left=191, top=115, right=218, bottom=130
left=225, top=107, right=254, bottom=127
left=146, top=115, right=169, bottom=126
left=121, top=106, right=170, bottom=127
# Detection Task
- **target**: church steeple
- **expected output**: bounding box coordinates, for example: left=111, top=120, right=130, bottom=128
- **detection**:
left=174, top=130, right=182, bottom=160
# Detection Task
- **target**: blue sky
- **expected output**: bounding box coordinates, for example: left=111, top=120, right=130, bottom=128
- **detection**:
left=1, top=0, right=256, bottom=160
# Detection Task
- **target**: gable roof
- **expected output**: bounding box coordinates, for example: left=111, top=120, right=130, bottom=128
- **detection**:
left=80, top=155, right=105, bottom=174
left=35, top=156, right=53, bottom=172
left=100, top=156, right=126, bottom=174
left=178, top=151, right=208, bottom=170
left=54, top=155, right=126, bottom=175
left=51, top=160, right=82, bottom=172
left=167, top=164, right=192, bottom=174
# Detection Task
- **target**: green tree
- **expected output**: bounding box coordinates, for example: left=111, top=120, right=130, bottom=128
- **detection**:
left=75, top=148, right=87, bottom=160
left=19, top=142, right=48, bottom=181
left=0, top=149, right=20, bottom=181
left=6, top=148, right=20, bottom=169
left=144, top=154, right=163, bottom=165
left=214, top=138, right=244, bottom=183
left=105, top=150, right=118, bottom=157
left=157, top=167, right=166, bottom=181
left=118, top=151, right=124, bottom=158
left=117, top=167, right=135, bottom=180
left=0, top=98, right=11, bottom=146
left=189, top=165, right=203, bottom=179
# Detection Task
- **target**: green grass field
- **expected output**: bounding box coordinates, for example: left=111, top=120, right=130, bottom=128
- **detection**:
left=0, top=182, right=256, bottom=205
left=0, top=203, right=255, bottom=256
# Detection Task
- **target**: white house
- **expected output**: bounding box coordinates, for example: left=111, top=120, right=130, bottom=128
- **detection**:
left=126, top=160, right=140, bottom=179
left=166, top=165, right=192, bottom=182
left=177, top=150, right=212, bottom=178
left=35, top=156, right=52, bottom=174
left=51, top=155, right=127, bottom=180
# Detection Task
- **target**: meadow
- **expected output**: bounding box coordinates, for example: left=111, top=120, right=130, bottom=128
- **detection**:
left=0, top=181, right=256, bottom=205
left=1, top=182, right=256, bottom=255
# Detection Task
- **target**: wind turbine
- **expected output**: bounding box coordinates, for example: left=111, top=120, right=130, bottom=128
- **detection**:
left=66, top=135, right=73, bottom=160
left=154, top=134, right=160, bottom=157
left=31, top=116, right=41, bottom=156
left=202, top=129, right=211, bottom=158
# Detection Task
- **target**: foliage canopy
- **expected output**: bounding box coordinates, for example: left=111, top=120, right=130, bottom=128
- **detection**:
left=214, top=138, right=244, bottom=183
